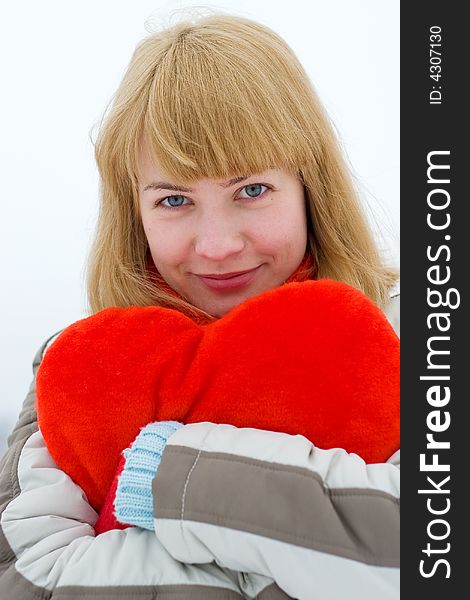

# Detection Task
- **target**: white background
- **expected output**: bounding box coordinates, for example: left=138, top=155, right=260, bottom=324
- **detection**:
left=0, top=0, right=399, bottom=453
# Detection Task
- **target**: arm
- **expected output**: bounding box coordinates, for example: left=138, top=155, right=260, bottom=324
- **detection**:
left=147, top=422, right=399, bottom=600
left=0, top=340, right=252, bottom=600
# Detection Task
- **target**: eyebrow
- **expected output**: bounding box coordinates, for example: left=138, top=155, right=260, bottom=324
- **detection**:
left=142, top=175, right=251, bottom=193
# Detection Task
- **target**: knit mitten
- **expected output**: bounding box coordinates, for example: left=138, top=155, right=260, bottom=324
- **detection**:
left=114, top=420, right=183, bottom=530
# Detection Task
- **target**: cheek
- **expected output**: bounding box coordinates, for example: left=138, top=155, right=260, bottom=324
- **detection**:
left=143, top=222, right=187, bottom=267
left=251, top=205, right=307, bottom=254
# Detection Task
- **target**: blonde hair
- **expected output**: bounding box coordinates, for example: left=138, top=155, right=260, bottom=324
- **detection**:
left=88, top=13, right=398, bottom=316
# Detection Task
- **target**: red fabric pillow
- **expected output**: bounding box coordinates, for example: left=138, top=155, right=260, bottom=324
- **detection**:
left=36, top=279, right=400, bottom=521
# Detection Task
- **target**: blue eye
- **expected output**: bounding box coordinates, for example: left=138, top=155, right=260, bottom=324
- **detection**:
left=239, top=184, right=268, bottom=198
left=159, top=195, right=189, bottom=209
left=155, top=184, right=269, bottom=210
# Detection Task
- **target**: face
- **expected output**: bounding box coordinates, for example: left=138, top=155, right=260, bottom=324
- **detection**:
left=138, top=147, right=308, bottom=317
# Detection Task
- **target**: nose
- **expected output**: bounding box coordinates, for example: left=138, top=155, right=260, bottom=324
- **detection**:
left=194, top=212, right=245, bottom=261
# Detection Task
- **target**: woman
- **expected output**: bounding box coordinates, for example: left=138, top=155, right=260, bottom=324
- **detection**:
left=0, top=14, right=400, bottom=600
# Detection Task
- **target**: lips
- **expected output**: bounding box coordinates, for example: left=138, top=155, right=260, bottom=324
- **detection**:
left=199, top=268, right=258, bottom=280
left=195, top=265, right=262, bottom=291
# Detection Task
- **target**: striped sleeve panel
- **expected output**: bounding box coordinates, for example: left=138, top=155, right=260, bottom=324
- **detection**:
left=153, top=423, right=400, bottom=600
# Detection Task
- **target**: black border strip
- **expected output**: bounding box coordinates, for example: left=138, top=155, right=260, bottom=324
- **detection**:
left=401, top=2, right=465, bottom=596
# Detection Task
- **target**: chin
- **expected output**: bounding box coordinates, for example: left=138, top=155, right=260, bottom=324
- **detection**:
left=189, top=274, right=281, bottom=318
left=202, top=290, right=265, bottom=318
left=191, top=294, right=243, bottom=318
left=202, top=302, right=238, bottom=319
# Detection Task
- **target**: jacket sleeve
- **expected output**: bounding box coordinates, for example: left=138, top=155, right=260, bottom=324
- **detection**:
left=0, top=339, right=262, bottom=600
left=152, top=422, right=400, bottom=600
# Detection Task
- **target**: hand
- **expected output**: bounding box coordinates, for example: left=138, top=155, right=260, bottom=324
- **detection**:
left=95, top=421, right=183, bottom=534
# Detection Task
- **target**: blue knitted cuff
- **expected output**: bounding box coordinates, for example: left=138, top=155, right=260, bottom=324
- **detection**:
left=114, top=420, right=183, bottom=530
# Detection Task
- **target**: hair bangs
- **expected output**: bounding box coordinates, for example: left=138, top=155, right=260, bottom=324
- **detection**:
left=139, top=27, right=306, bottom=183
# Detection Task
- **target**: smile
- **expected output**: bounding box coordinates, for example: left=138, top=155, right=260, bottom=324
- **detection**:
left=195, top=266, right=262, bottom=291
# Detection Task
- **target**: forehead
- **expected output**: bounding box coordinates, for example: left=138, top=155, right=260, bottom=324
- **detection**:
left=137, top=143, right=291, bottom=192
left=138, top=142, right=242, bottom=181
left=135, top=118, right=301, bottom=191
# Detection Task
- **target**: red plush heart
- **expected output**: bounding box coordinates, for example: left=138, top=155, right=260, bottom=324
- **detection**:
left=36, top=279, right=399, bottom=511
